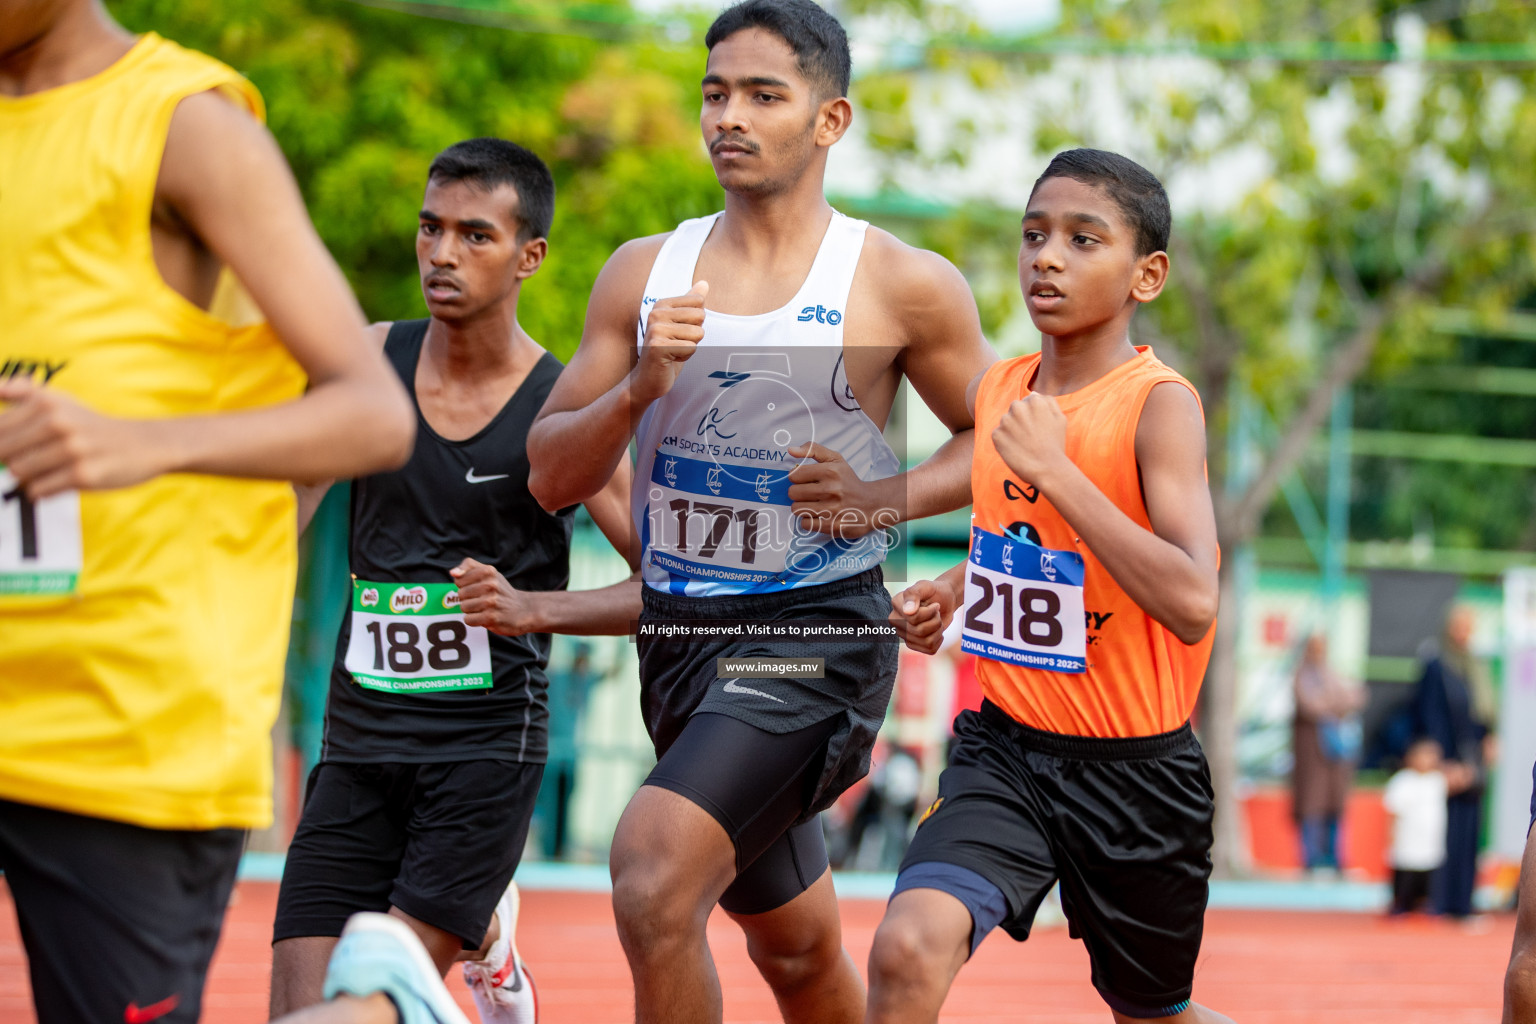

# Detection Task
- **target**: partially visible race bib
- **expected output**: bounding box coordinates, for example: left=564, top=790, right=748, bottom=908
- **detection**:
left=0, top=465, right=81, bottom=597
left=960, top=526, right=1086, bottom=673
left=646, top=451, right=835, bottom=586
left=343, top=579, right=492, bottom=693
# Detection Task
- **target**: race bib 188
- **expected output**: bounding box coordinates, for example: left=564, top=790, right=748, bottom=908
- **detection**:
left=343, top=579, right=492, bottom=693
left=960, top=526, right=1086, bottom=673
left=0, top=466, right=81, bottom=597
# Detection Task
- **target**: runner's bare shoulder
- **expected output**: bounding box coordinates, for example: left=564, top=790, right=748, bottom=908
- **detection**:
left=851, top=226, right=980, bottom=346
left=595, top=232, right=675, bottom=303
left=585, top=231, right=677, bottom=334
left=155, top=88, right=285, bottom=221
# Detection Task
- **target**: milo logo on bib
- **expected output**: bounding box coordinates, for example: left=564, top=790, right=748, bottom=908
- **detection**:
left=344, top=579, right=493, bottom=693
left=390, top=586, right=428, bottom=613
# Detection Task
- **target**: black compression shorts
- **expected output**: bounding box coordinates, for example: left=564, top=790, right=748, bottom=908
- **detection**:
left=646, top=712, right=838, bottom=915
left=898, top=702, right=1214, bottom=1019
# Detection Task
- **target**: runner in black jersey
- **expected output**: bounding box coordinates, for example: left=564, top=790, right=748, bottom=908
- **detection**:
left=268, top=139, right=639, bottom=1024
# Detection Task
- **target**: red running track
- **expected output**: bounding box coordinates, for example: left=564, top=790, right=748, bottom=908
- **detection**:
left=0, top=879, right=1512, bottom=1022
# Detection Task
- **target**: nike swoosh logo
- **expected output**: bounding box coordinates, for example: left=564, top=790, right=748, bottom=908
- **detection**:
left=721, top=678, right=784, bottom=703
left=466, top=468, right=510, bottom=484
left=124, top=994, right=181, bottom=1023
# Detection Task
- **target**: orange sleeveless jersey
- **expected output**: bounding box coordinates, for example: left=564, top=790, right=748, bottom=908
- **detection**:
left=968, top=348, right=1215, bottom=738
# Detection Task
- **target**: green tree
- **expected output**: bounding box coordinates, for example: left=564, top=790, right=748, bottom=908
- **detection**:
left=109, top=0, right=722, bottom=359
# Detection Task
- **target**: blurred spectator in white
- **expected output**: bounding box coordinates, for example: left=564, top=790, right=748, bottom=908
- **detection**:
left=1384, top=737, right=1450, bottom=914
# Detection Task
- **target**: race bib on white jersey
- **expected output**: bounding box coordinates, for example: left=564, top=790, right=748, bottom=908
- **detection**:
left=344, top=579, right=492, bottom=693
left=960, top=526, right=1086, bottom=673
left=0, top=465, right=81, bottom=597
left=645, top=452, right=848, bottom=587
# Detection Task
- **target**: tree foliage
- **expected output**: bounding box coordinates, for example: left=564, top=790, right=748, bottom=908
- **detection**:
left=109, top=0, right=722, bottom=359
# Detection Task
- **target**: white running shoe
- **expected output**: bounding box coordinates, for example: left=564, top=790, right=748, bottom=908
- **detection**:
left=463, top=879, right=538, bottom=1024
left=323, top=912, right=471, bottom=1024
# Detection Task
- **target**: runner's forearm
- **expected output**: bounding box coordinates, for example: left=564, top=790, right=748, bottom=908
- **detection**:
left=882, top=429, right=976, bottom=524
left=935, top=561, right=967, bottom=604
left=525, top=579, right=644, bottom=636
left=529, top=369, right=653, bottom=512
left=141, top=374, right=412, bottom=484
left=1031, top=459, right=1216, bottom=644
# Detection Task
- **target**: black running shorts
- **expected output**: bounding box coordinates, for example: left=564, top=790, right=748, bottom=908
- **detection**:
left=636, top=566, right=899, bottom=820
left=898, top=702, right=1215, bottom=1019
left=0, top=798, right=244, bottom=1024
left=273, top=759, right=542, bottom=948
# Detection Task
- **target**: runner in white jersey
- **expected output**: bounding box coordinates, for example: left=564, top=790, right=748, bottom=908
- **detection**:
left=633, top=208, right=900, bottom=596
left=528, top=3, right=995, bottom=1022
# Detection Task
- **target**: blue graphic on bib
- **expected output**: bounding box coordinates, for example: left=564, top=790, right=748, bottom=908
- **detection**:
left=961, top=526, right=1087, bottom=673
left=644, top=452, right=869, bottom=589
left=649, top=453, right=791, bottom=506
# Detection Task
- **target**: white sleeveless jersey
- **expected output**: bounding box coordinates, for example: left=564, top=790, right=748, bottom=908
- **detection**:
left=632, top=211, right=901, bottom=596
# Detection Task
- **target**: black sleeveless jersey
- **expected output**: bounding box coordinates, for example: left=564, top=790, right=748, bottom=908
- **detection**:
left=321, top=320, right=574, bottom=764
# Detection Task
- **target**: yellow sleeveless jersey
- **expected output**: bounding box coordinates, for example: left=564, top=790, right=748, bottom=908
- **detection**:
left=0, top=35, right=306, bottom=830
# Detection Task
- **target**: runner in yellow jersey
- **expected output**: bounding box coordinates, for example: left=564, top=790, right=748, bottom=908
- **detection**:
left=0, top=1, right=415, bottom=1021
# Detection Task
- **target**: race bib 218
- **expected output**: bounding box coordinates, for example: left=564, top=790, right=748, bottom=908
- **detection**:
left=960, top=526, right=1086, bottom=673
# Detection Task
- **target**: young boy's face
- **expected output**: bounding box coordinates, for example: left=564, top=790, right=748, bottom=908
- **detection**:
left=1406, top=741, right=1442, bottom=772
left=1019, top=175, right=1161, bottom=338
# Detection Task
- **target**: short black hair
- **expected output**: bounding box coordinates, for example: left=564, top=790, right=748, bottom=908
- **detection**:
left=426, top=138, right=555, bottom=241
left=1030, top=148, right=1170, bottom=256
left=705, top=0, right=851, bottom=99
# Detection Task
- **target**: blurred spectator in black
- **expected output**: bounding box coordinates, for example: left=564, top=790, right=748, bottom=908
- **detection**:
left=1413, top=606, right=1495, bottom=918
left=536, top=641, right=598, bottom=860
left=1292, top=633, right=1364, bottom=875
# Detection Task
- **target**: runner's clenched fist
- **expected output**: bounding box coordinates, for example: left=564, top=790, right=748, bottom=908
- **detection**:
left=888, top=576, right=961, bottom=655
left=633, top=280, right=709, bottom=402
